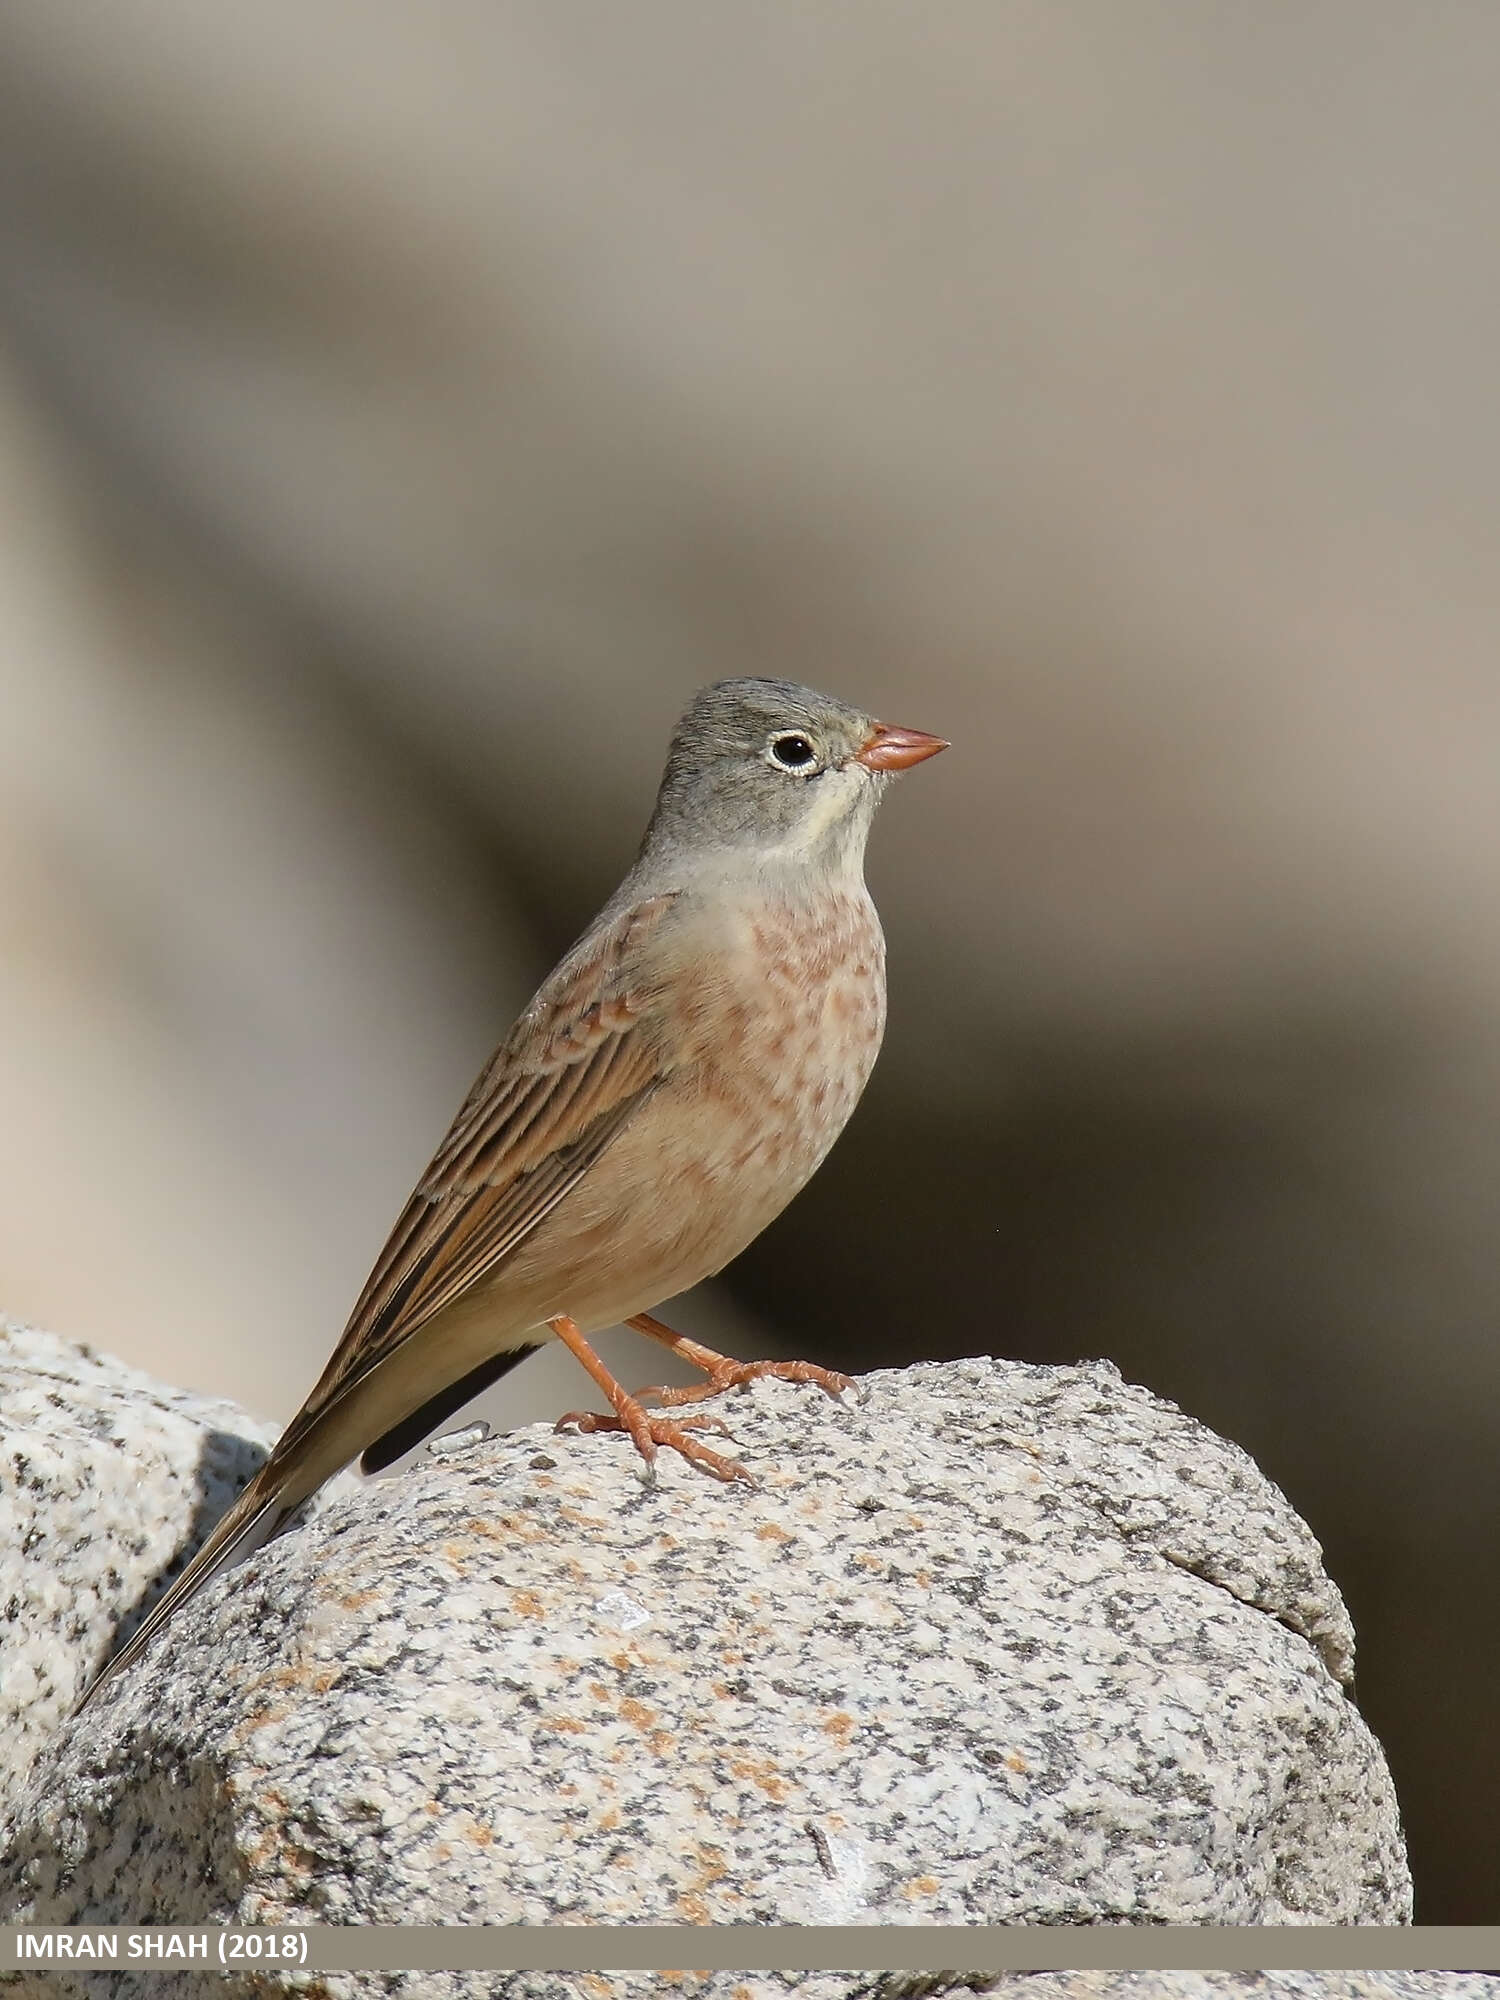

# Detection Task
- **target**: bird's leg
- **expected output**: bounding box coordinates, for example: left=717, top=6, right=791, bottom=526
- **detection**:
left=623, top=1311, right=854, bottom=1407
left=548, top=1314, right=755, bottom=1485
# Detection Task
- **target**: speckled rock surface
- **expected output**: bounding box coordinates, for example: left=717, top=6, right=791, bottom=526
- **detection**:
left=1008, top=1984, right=1489, bottom=2000
left=7, top=1972, right=1485, bottom=2000
left=841, top=1982, right=1494, bottom=2000
left=1, top=1356, right=1410, bottom=1937
left=285, top=1978, right=1493, bottom=2000
left=882, top=1981, right=1496, bottom=2000
left=0, top=1315, right=290, bottom=1813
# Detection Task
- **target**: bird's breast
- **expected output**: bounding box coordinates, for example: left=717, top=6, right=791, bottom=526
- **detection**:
left=474, top=887, right=888, bottom=1333
left=646, top=886, right=888, bottom=1227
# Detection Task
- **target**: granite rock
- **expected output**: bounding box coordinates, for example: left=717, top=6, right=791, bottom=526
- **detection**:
left=872, top=1982, right=1495, bottom=2000
left=3, top=1972, right=1485, bottom=2000
left=12, top=1972, right=1483, bottom=2000
left=864, top=1983, right=1490, bottom=2000
left=1, top=1355, right=1411, bottom=1949
left=308, top=1978, right=1500, bottom=2000
left=0, top=1316, right=354, bottom=1817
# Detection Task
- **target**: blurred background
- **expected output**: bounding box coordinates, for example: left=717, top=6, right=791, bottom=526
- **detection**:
left=0, top=0, right=1495, bottom=1919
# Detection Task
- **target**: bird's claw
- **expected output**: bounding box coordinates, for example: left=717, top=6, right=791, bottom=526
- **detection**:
left=632, top=1357, right=855, bottom=1409
left=554, top=1406, right=755, bottom=1485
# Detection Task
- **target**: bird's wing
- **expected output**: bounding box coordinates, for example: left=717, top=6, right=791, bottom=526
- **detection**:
left=278, top=891, right=680, bottom=1455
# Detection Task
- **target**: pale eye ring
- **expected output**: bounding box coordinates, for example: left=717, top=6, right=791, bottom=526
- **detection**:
left=767, top=731, right=819, bottom=773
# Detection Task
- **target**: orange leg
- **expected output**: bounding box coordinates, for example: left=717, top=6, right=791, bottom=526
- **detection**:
left=623, top=1311, right=854, bottom=1408
left=548, top=1314, right=755, bottom=1485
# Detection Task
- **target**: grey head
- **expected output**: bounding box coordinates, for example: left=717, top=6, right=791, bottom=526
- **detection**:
left=637, top=677, right=947, bottom=885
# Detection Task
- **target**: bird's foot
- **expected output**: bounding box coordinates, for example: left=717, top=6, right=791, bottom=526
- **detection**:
left=631, top=1356, right=855, bottom=1409
left=554, top=1403, right=754, bottom=1485
left=547, top=1312, right=756, bottom=1485
left=624, top=1312, right=854, bottom=1408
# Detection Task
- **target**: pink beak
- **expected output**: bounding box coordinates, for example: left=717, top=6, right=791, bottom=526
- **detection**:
left=854, top=722, right=950, bottom=772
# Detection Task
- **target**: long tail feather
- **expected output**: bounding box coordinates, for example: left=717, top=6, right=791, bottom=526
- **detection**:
left=72, top=1471, right=295, bottom=1714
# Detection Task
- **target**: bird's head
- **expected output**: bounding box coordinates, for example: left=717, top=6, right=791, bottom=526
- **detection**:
left=644, top=676, right=947, bottom=880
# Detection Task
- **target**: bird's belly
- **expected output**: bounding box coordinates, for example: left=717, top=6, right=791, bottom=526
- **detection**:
left=479, top=891, right=887, bottom=1333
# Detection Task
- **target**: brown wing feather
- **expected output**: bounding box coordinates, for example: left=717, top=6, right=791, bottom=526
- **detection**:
left=280, top=892, right=679, bottom=1450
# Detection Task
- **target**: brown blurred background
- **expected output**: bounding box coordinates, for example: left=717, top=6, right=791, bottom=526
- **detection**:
left=0, top=1, right=1495, bottom=1918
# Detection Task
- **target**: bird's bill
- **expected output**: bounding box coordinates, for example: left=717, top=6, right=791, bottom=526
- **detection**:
left=853, top=722, right=950, bottom=771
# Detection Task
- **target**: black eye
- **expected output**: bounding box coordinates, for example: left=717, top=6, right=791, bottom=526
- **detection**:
left=768, top=732, right=818, bottom=772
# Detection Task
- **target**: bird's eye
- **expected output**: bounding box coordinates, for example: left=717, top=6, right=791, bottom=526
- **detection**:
left=767, top=732, right=819, bottom=773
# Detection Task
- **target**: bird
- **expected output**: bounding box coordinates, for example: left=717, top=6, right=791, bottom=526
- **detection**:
left=77, top=677, right=946, bottom=1709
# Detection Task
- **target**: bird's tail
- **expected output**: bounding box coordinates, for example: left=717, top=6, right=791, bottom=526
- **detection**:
left=71, top=1330, right=517, bottom=1713
left=72, top=1460, right=306, bottom=1715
